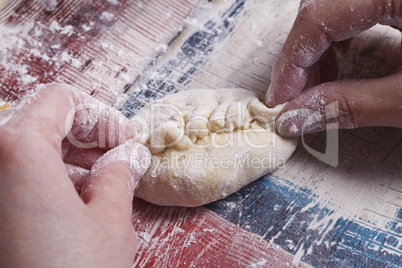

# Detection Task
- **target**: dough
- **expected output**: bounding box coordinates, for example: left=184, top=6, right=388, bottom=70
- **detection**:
left=131, top=88, right=298, bottom=207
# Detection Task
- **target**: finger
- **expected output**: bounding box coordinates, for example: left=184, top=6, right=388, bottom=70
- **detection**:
left=0, top=84, right=92, bottom=194
left=7, top=83, right=136, bottom=153
left=68, top=102, right=137, bottom=150
left=276, top=72, right=402, bottom=137
left=81, top=143, right=151, bottom=217
left=266, top=0, right=401, bottom=107
left=62, top=139, right=107, bottom=169
left=66, top=164, right=90, bottom=192
left=0, top=83, right=136, bottom=194
left=79, top=143, right=149, bottom=267
left=304, top=46, right=338, bottom=90
left=6, top=83, right=89, bottom=149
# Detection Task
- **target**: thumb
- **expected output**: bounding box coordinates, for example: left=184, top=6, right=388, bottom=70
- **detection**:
left=81, top=142, right=151, bottom=216
left=276, top=73, right=402, bottom=137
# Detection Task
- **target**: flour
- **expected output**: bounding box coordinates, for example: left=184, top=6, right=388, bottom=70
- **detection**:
left=248, top=259, right=267, bottom=268
left=298, top=0, right=314, bottom=13
left=289, top=124, right=299, bottom=134
left=49, top=21, right=74, bottom=36
left=132, top=88, right=298, bottom=207
left=106, top=0, right=119, bottom=5
left=0, top=19, right=84, bottom=99
left=81, top=22, right=94, bottom=32
left=183, top=17, right=204, bottom=30
left=41, top=0, right=58, bottom=12
left=100, top=11, right=114, bottom=22
left=0, top=22, right=34, bottom=53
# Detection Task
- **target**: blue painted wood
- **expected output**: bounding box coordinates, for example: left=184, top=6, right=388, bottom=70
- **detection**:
left=206, top=175, right=402, bottom=267
left=118, top=0, right=402, bottom=266
left=120, top=0, right=245, bottom=117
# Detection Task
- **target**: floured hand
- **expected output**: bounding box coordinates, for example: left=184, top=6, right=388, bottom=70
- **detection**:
left=0, top=84, right=150, bottom=268
left=267, top=0, right=402, bottom=137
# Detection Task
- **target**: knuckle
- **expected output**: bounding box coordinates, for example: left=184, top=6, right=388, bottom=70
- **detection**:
left=337, top=91, right=358, bottom=129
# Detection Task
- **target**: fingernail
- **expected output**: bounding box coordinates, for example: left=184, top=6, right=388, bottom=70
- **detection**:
left=276, top=108, right=325, bottom=137
left=91, top=143, right=151, bottom=191
left=265, top=84, right=275, bottom=107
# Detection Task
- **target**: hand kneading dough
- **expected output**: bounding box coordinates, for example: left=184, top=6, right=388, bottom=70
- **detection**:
left=131, top=88, right=298, bottom=207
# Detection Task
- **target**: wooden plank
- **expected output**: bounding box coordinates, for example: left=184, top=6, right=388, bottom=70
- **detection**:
left=1, top=0, right=401, bottom=267
left=132, top=199, right=309, bottom=268
left=0, top=0, right=201, bottom=104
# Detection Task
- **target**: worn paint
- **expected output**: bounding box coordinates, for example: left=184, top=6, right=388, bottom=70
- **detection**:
left=1, top=0, right=401, bottom=267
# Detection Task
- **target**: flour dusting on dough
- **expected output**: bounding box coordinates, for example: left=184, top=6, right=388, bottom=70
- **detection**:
left=131, top=88, right=298, bottom=207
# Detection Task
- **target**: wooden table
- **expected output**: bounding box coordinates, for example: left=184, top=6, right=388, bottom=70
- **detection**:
left=1, top=0, right=401, bottom=267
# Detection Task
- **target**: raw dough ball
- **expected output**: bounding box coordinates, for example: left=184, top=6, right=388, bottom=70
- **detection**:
left=131, top=88, right=298, bottom=207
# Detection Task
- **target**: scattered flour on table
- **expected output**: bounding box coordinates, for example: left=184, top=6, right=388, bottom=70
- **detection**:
left=100, top=11, right=114, bottom=22
left=248, top=259, right=267, bottom=268
left=106, top=0, right=119, bottom=5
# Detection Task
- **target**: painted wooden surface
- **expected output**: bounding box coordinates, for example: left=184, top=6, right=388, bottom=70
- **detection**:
left=132, top=199, right=308, bottom=267
left=0, top=0, right=401, bottom=267
left=0, top=0, right=200, bottom=104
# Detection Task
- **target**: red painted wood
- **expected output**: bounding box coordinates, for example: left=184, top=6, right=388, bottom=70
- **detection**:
left=132, top=199, right=308, bottom=268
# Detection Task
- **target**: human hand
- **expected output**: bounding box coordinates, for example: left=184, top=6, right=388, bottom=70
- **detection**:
left=267, top=0, right=402, bottom=137
left=0, top=84, right=151, bottom=268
